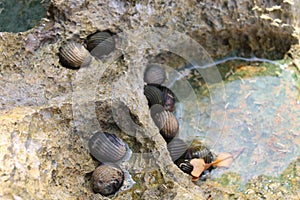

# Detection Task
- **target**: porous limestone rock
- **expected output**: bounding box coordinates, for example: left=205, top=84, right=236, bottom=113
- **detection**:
left=0, top=0, right=299, bottom=199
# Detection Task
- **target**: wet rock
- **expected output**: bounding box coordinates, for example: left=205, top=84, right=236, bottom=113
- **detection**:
left=0, top=0, right=299, bottom=199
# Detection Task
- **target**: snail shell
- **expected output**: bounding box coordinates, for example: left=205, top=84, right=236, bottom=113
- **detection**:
left=59, top=41, right=92, bottom=68
left=144, top=64, right=166, bottom=84
left=175, top=158, right=212, bottom=180
left=88, top=132, right=127, bottom=163
left=185, top=144, right=215, bottom=164
left=152, top=110, right=179, bottom=143
left=86, top=31, right=115, bottom=58
left=144, top=85, right=163, bottom=107
left=167, top=138, right=188, bottom=161
left=175, top=159, right=194, bottom=175
left=92, top=163, right=124, bottom=196
left=158, top=85, right=176, bottom=112
left=145, top=84, right=176, bottom=112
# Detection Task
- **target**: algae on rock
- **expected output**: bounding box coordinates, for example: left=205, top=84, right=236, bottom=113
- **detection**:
left=0, top=0, right=300, bottom=199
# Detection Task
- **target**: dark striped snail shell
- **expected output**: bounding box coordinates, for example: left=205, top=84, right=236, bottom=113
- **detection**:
left=184, top=142, right=215, bottom=164
left=86, top=31, right=115, bottom=58
left=167, top=138, right=188, bottom=161
left=92, top=163, right=124, bottom=196
left=175, top=158, right=194, bottom=175
left=144, top=85, right=163, bottom=107
left=144, top=64, right=166, bottom=84
left=88, top=132, right=128, bottom=163
left=152, top=110, right=179, bottom=143
left=158, top=85, right=176, bottom=112
left=144, top=84, right=176, bottom=112
left=175, top=158, right=212, bottom=180
left=59, top=41, right=92, bottom=68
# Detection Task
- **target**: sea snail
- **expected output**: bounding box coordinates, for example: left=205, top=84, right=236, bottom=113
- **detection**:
left=92, top=163, right=124, bottom=196
left=59, top=41, right=92, bottom=68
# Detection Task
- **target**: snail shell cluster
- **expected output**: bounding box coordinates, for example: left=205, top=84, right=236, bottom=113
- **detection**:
left=59, top=31, right=125, bottom=195
left=143, top=64, right=178, bottom=143
left=92, top=163, right=124, bottom=196
left=59, top=31, right=116, bottom=69
left=88, top=131, right=132, bottom=196
left=169, top=140, right=216, bottom=179
left=60, top=30, right=218, bottom=195
left=143, top=63, right=216, bottom=180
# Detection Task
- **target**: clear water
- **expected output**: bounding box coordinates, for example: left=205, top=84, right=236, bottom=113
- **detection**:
left=173, top=58, right=300, bottom=183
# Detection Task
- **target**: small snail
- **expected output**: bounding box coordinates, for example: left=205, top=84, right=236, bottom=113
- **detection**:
left=152, top=110, right=179, bottom=143
left=92, top=163, right=124, bottom=196
left=184, top=141, right=215, bottom=164
left=167, top=138, right=188, bottom=161
left=88, top=131, right=128, bottom=163
left=157, top=85, right=176, bottom=112
left=141, top=60, right=219, bottom=182
left=175, top=158, right=212, bottom=181
left=169, top=140, right=216, bottom=180
left=144, top=84, right=176, bottom=112
left=144, top=84, right=163, bottom=107
left=59, top=41, right=92, bottom=68
left=144, top=64, right=166, bottom=85
left=86, top=31, right=115, bottom=59
left=175, top=158, right=194, bottom=175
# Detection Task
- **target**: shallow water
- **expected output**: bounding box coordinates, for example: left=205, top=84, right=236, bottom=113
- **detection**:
left=171, top=58, right=300, bottom=184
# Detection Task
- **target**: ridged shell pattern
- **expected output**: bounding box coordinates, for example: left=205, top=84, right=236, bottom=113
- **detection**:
left=167, top=138, right=188, bottom=161
left=144, top=84, right=176, bottom=113
left=157, top=85, right=176, bottom=112
left=152, top=110, right=179, bottom=142
left=144, top=85, right=163, bottom=107
left=144, top=64, right=166, bottom=84
left=185, top=145, right=215, bottom=164
left=173, top=141, right=216, bottom=177
left=92, top=163, right=124, bottom=196
left=59, top=41, right=92, bottom=68
left=88, top=131, right=127, bottom=163
left=142, top=61, right=217, bottom=181
left=86, top=31, right=115, bottom=59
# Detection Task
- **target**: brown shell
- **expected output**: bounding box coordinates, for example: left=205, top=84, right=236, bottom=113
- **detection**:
left=167, top=138, right=188, bottom=161
left=92, top=163, right=124, bottom=196
left=88, top=132, right=127, bottom=163
left=59, top=41, right=92, bottom=68
left=86, top=31, right=115, bottom=59
left=144, top=85, right=163, bottom=107
left=145, top=84, right=176, bottom=112
left=144, top=64, right=166, bottom=84
left=153, top=110, right=179, bottom=142
left=157, top=85, right=176, bottom=112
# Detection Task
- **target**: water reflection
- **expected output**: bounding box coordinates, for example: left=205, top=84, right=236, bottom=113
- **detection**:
left=198, top=65, right=300, bottom=182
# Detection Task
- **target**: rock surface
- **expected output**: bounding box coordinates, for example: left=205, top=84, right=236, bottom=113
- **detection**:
left=0, top=0, right=299, bottom=199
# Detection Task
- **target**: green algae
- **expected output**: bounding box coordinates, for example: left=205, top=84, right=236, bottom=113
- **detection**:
left=0, top=0, right=48, bottom=32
